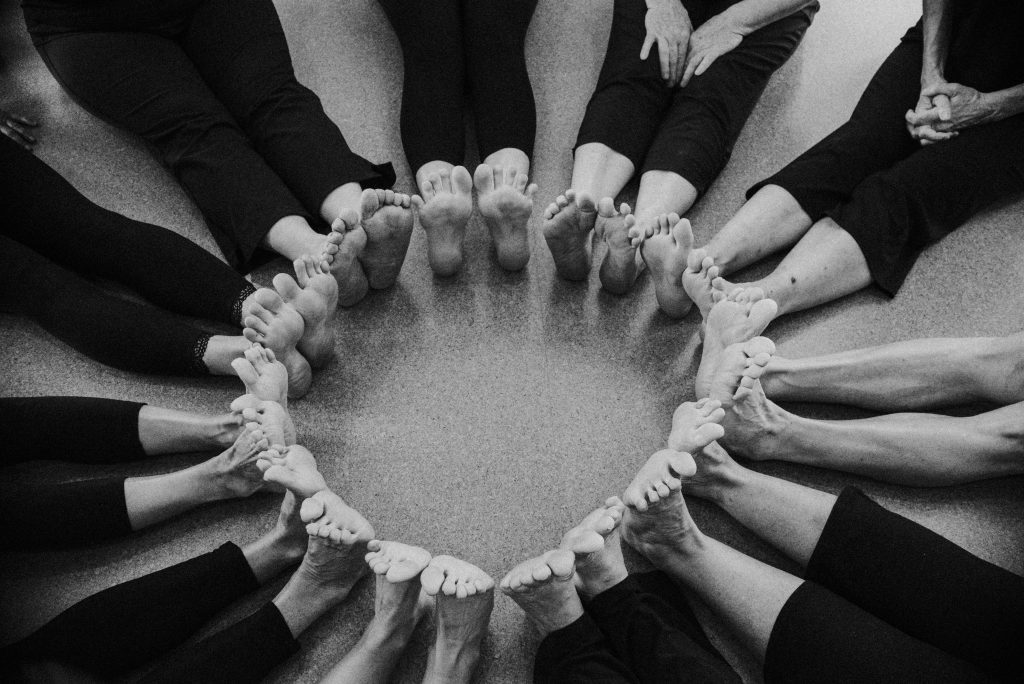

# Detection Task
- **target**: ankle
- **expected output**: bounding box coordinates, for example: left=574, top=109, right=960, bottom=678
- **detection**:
left=208, top=413, right=243, bottom=449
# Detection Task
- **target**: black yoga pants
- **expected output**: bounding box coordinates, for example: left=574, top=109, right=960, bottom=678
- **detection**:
left=751, top=19, right=1024, bottom=294
left=27, top=0, right=395, bottom=271
left=0, top=542, right=299, bottom=683
left=0, top=396, right=148, bottom=549
left=377, top=0, right=538, bottom=173
left=0, top=135, right=257, bottom=376
left=765, top=487, right=1024, bottom=683
left=534, top=571, right=740, bottom=683
left=576, top=0, right=815, bottom=195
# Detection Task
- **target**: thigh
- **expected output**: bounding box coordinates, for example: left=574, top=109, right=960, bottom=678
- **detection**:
left=378, top=0, right=463, bottom=56
left=766, top=582, right=994, bottom=684
left=462, top=0, right=538, bottom=46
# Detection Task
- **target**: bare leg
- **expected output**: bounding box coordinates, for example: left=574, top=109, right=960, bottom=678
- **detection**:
left=500, top=548, right=582, bottom=636
left=241, top=490, right=311, bottom=584
left=710, top=218, right=872, bottom=318
left=702, top=184, right=813, bottom=275
left=620, top=452, right=802, bottom=661
left=124, top=423, right=270, bottom=530
left=420, top=556, right=495, bottom=684
left=136, top=405, right=244, bottom=454
left=761, top=333, right=1024, bottom=410
left=600, top=170, right=698, bottom=296
left=322, top=541, right=431, bottom=683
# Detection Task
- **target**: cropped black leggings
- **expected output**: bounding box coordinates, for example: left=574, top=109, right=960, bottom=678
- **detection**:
left=0, top=136, right=256, bottom=376
left=0, top=542, right=299, bottom=683
left=377, top=0, right=538, bottom=172
left=0, top=396, right=154, bottom=550
left=26, top=0, right=395, bottom=270
left=535, top=571, right=739, bottom=683
left=577, top=0, right=815, bottom=194
left=765, top=488, right=1023, bottom=682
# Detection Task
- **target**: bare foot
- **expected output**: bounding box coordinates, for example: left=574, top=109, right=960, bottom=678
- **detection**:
left=499, top=548, right=582, bottom=636
left=210, top=422, right=269, bottom=497
left=641, top=213, right=695, bottom=318
left=421, top=555, right=495, bottom=684
left=695, top=288, right=779, bottom=397
left=322, top=210, right=369, bottom=307
left=230, top=395, right=296, bottom=445
left=257, top=444, right=327, bottom=498
left=367, top=540, right=433, bottom=583
left=242, top=289, right=312, bottom=399
left=667, top=399, right=726, bottom=453
left=272, top=256, right=337, bottom=368
left=474, top=163, right=537, bottom=272
left=413, top=166, right=474, bottom=277
left=680, top=248, right=722, bottom=319
left=360, top=188, right=415, bottom=289
left=542, top=189, right=597, bottom=281
left=621, top=474, right=702, bottom=569
left=719, top=342, right=790, bottom=459
left=559, top=498, right=628, bottom=598
left=597, top=199, right=644, bottom=295
left=362, top=540, right=433, bottom=650
left=230, top=344, right=288, bottom=406
left=706, top=337, right=776, bottom=411
left=622, top=448, right=697, bottom=513
left=680, top=440, right=745, bottom=502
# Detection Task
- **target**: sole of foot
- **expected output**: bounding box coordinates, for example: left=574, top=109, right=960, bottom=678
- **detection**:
left=621, top=452, right=701, bottom=565
left=542, top=189, right=597, bottom=281
left=499, top=548, right=582, bottom=635
left=597, top=199, right=643, bottom=295
left=412, top=166, right=474, bottom=277
left=707, top=337, right=776, bottom=411
left=559, top=498, right=628, bottom=598
left=719, top=339, right=786, bottom=459
left=421, top=555, right=495, bottom=679
left=474, top=163, right=537, bottom=272
left=273, top=255, right=338, bottom=368
left=322, top=210, right=369, bottom=307
left=681, top=248, right=722, bottom=319
left=695, top=288, right=778, bottom=397
left=230, top=344, right=289, bottom=406
left=241, top=288, right=312, bottom=399
left=641, top=213, right=695, bottom=318
left=257, top=444, right=328, bottom=498
left=667, top=398, right=726, bottom=454
left=365, top=540, right=433, bottom=638
left=231, top=394, right=296, bottom=446
left=360, top=188, right=415, bottom=289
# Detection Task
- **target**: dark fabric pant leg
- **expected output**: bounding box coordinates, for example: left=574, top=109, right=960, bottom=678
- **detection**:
left=766, top=581, right=993, bottom=684
left=181, top=0, right=395, bottom=218
left=0, top=543, right=258, bottom=678
left=641, top=6, right=815, bottom=194
left=0, top=396, right=146, bottom=465
left=828, top=112, right=1024, bottom=294
left=801, top=487, right=1024, bottom=681
left=747, top=22, right=924, bottom=217
left=574, top=0, right=688, bottom=168
left=534, top=612, right=639, bottom=684
left=0, top=478, right=131, bottom=549
left=138, top=603, right=299, bottom=684
left=35, top=32, right=309, bottom=271
left=462, top=0, right=539, bottom=161
left=586, top=573, right=740, bottom=684
left=377, top=0, right=466, bottom=171
left=0, top=237, right=212, bottom=375
left=0, top=136, right=254, bottom=325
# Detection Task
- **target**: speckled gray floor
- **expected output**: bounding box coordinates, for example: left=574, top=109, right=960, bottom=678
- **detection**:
left=1, top=1, right=1022, bottom=682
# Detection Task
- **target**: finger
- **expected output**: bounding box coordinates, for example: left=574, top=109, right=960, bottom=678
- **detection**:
left=10, top=114, right=38, bottom=127
left=0, top=125, right=32, bottom=150
left=906, top=108, right=943, bottom=126
left=694, top=52, right=716, bottom=77
left=672, top=40, right=686, bottom=85
left=679, top=50, right=701, bottom=88
left=658, top=38, right=671, bottom=82
left=640, top=34, right=654, bottom=61
left=667, top=40, right=679, bottom=84
left=6, top=121, right=36, bottom=143
left=933, top=93, right=952, bottom=121
left=922, top=82, right=956, bottom=98
left=916, top=125, right=957, bottom=143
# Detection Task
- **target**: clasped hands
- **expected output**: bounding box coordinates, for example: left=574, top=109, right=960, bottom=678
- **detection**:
left=905, top=81, right=998, bottom=145
left=642, top=0, right=743, bottom=88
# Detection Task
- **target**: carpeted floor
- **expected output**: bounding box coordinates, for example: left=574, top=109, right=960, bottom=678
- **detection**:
left=1, top=0, right=1022, bottom=682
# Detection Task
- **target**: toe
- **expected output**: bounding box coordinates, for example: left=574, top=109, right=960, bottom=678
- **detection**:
left=473, top=163, right=495, bottom=193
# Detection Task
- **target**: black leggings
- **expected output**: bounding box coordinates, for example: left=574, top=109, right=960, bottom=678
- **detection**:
left=0, top=136, right=257, bottom=376
left=534, top=571, right=739, bottom=683
left=0, top=396, right=152, bottom=549
left=0, top=542, right=299, bottom=683
left=24, top=0, right=395, bottom=271
left=750, top=16, right=1024, bottom=294
left=765, top=488, right=1023, bottom=683
left=576, top=0, right=815, bottom=194
left=377, top=0, right=538, bottom=172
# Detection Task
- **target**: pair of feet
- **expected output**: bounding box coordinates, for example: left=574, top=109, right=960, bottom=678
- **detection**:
left=415, top=163, right=539, bottom=276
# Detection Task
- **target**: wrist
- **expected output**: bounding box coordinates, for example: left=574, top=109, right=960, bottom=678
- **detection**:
left=920, top=68, right=945, bottom=88
left=716, top=5, right=755, bottom=36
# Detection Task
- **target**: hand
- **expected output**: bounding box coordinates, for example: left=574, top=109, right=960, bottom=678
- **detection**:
left=641, top=1, right=693, bottom=86
left=0, top=108, right=39, bottom=151
left=907, top=82, right=1000, bottom=133
left=905, top=88, right=957, bottom=145
left=679, top=12, right=744, bottom=88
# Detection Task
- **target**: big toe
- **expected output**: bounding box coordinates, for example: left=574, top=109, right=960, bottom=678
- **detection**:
left=272, top=273, right=302, bottom=302
left=452, top=165, right=474, bottom=195
left=299, top=495, right=326, bottom=524
left=473, top=163, right=495, bottom=193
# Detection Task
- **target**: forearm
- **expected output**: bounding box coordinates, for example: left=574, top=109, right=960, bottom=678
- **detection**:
left=717, top=0, right=816, bottom=36
left=987, top=83, right=1024, bottom=121
left=921, top=0, right=953, bottom=84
